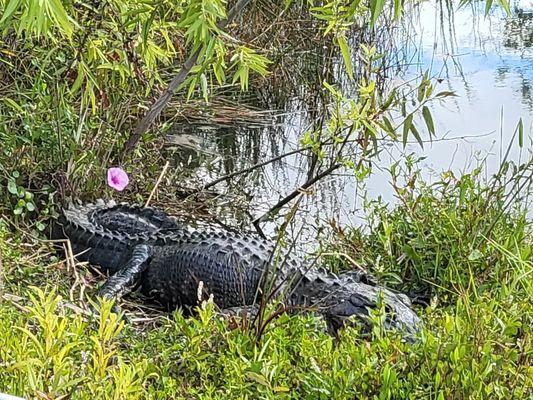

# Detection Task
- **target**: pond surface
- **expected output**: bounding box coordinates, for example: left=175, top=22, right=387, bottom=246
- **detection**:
left=168, top=0, right=533, bottom=251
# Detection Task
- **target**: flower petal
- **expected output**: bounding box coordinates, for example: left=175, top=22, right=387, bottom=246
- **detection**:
left=107, top=167, right=129, bottom=191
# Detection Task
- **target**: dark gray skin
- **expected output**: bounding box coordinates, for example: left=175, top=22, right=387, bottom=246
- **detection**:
left=57, top=201, right=421, bottom=336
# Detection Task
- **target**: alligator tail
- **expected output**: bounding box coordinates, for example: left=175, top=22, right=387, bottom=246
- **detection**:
left=53, top=200, right=181, bottom=273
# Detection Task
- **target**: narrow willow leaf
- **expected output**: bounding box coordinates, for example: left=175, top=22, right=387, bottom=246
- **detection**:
left=381, top=116, right=397, bottom=139
left=497, top=0, right=511, bottom=15
left=435, top=91, right=457, bottom=98
left=323, top=81, right=339, bottom=96
left=370, top=0, right=385, bottom=30
left=3, top=97, right=23, bottom=112
left=381, top=88, right=397, bottom=111
left=187, top=77, right=197, bottom=100
left=422, top=106, right=435, bottom=136
left=518, top=118, right=523, bottom=148
left=87, top=85, right=96, bottom=113
left=48, top=0, right=74, bottom=37
left=410, top=123, right=424, bottom=148
left=402, top=114, right=413, bottom=148
left=213, top=64, right=225, bottom=85
left=393, top=0, right=403, bottom=18
left=425, top=83, right=433, bottom=99
left=417, top=82, right=425, bottom=102
left=362, top=120, right=377, bottom=138
left=142, top=12, right=155, bottom=45
left=401, top=100, right=407, bottom=117
left=204, top=37, right=216, bottom=61
left=337, top=35, right=353, bottom=80
left=485, top=0, right=494, bottom=15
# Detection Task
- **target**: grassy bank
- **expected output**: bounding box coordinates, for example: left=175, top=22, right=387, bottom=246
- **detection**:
left=0, top=160, right=531, bottom=399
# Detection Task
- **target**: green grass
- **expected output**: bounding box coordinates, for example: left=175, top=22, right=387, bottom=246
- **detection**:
left=323, top=157, right=532, bottom=300
left=0, top=161, right=531, bottom=399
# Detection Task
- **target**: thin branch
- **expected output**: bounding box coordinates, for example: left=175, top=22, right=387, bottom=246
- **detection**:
left=123, top=0, right=252, bottom=155
left=253, top=163, right=342, bottom=230
left=145, top=161, right=170, bottom=207
left=197, top=135, right=354, bottom=193
left=198, top=146, right=313, bottom=192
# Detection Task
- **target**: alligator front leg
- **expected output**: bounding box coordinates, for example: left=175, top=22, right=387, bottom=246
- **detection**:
left=97, top=244, right=152, bottom=301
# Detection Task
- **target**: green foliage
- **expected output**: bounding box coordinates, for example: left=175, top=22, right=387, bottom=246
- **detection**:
left=300, top=60, right=443, bottom=177
left=323, top=156, right=532, bottom=303
left=0, top=285, right=530, bottom=398
left=0, top=287, right=149, bottom=398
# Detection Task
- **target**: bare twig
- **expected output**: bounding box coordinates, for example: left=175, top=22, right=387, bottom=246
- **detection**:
left=198, top=146, right=312, bottom=192
left=1, top=293, right=29, bottom=314
left=253, top=163, right=342, bottom=231
left=320, top=252, right=367, bottom=272
left=145, top=161, right=170, bottom=207
left=123, top=0, right=252, bottom=155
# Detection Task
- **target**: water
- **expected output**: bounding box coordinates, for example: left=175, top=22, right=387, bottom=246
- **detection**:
left=366, top=0, right=533, bottom=202
left=167, top=1, right=533, bottom=250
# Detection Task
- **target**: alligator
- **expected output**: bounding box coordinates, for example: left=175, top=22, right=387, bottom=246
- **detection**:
left=56, top=200, right=421, bottom=336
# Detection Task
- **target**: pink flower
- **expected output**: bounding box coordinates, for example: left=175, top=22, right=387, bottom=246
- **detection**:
left=107, top=167, right=129, bottom=191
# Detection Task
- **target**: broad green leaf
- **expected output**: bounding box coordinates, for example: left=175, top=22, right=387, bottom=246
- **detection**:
left=422, top=106, right=435, bottom=136
left=337, top=35, right=353, bottom=80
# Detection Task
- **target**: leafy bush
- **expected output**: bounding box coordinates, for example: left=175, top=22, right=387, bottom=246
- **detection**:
left=323, top=156, right=532, bottom=303
left=0, top=287, right=530, bottom=399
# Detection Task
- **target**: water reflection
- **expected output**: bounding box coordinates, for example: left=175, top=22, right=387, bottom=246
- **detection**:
left=167, top=1, right=532, bottom=250
left=373, top=0, right=532, bottom=197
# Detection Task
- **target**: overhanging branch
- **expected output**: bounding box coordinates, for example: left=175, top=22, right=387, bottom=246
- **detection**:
left=123, top=0, right=252, bottom=155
